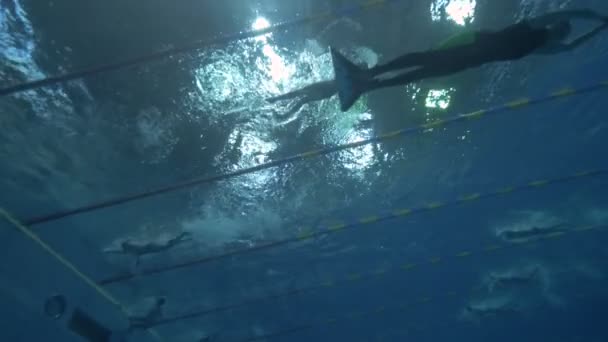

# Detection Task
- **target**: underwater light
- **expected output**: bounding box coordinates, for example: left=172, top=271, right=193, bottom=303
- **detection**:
left=251, top=16, right=293, bottom=83
left=431, top=0, right=476, bottom=26
left=425, top=88, right=455, bottom=109
left=252, top=17, right=271, bottom=31
left=252, top=16, right=272, bottom=42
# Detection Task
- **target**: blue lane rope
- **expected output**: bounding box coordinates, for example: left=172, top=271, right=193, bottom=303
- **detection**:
left=24, top=81, right=608, bottom=227
left=143, top=221, right=608, bottom=330
left=97, top=168, right=608, bottom=285
left=235, top=239, right=608, bottom=342
left=0, top=0, right=394, bottom=97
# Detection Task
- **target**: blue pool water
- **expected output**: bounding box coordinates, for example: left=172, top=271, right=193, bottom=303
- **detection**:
left=1, top=0, right=608, bottom=341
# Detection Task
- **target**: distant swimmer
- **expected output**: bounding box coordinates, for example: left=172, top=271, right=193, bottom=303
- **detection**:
left=486, top=266, right=542, bottom=292
left=498, top=223, right=569, bottom=242
left=464, top=302, right=519, bottom=319
left=331, top=9, right=608, bottom=111
left=198, top=333, right=219, bottom=342
left=463, top=296, right=522, bottom=323
left=266, top=79, right=337, bottom=117
left=117, top=232, right=192, bottom=266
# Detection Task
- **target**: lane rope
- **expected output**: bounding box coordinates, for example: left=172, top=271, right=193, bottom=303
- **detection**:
left=0, top=0, right=397, bottom=97
left=97, top=168, right=607, bottom=285
left=25, top=81, right=608, bottom=227
left=146, top=222, right=607, bottom=330
left=0, top=209, right=166, bottom=342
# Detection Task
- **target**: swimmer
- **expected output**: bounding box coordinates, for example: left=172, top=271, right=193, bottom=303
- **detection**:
left=331, top=9, right=608, bottom=111
left=266, top=47, right=378, bottom=116
left=198, top=333, right=219, bottom=342
left=464, top=303, right=518, bottom=318
left=266, top=79, right=337, bottom=117
left=119, top=231, right=192, bottom=266
left=464, top=300, right=519, bottom=320
left=486, top=266, right=542, bottom=292
left=498, top=223, right=569, bottom=242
